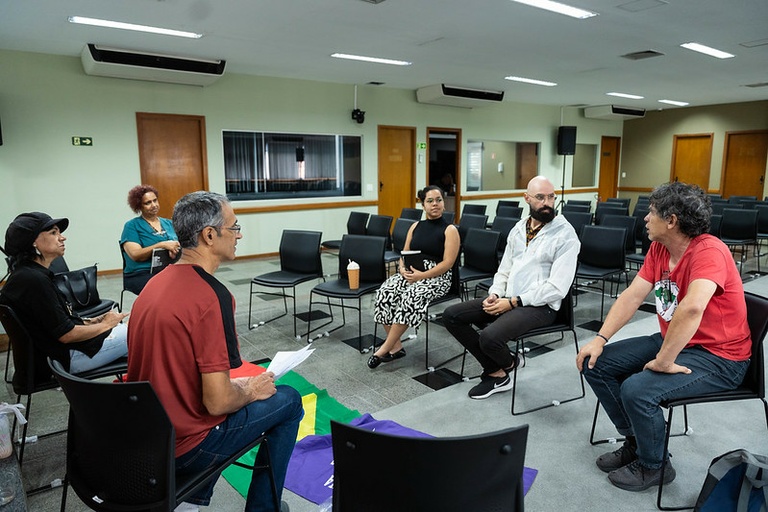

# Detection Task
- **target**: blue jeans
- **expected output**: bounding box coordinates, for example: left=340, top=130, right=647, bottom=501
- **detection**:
left=582, top=333, right=748, bottom=469
left=69, top=323, right=128, bottom=374
left=175, top=385, right=303, bottom=511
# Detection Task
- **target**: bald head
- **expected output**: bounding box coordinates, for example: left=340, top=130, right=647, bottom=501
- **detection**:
left=527, top=176, right=555, bottom=195
left=525, top=176, right=557, bottom=224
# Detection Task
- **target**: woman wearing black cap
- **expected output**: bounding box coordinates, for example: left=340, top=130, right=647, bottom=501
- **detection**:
left=0, top=212, right=129, bottom=373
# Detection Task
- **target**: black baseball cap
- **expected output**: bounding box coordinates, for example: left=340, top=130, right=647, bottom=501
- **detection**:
left=4, top=212, right=69, bottom=256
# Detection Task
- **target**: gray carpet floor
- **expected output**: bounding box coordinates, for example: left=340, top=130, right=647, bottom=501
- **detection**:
left=3, top=249, right=767, bottom=511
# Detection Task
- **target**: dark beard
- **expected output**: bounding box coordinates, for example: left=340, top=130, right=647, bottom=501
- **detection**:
left=530, top=206, right=555, bottom=224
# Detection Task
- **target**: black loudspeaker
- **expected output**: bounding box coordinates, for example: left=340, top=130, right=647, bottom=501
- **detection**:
left=557, top=126, right=576, bottom=155
left=295, top=147, right=304, bottom=162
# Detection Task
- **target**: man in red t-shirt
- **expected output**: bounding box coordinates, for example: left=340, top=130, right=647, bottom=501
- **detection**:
left=576, top=182, right=751, bottom=493
left=128, top=191, right=302, bottom=512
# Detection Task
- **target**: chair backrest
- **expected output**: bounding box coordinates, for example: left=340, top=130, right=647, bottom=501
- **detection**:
left=490, top=216, right=519, bottom=257
left=562, top=211, right=593, bottom=239
left=579, top=225, right=627, bottom=269
left=496, top=200, right=520, bottom=213
left=497, top=206, right=524, bottom=219
left=49, top=359, right=177, bottom=511
left=606, top=197, right=631, bottom=209
left=49, top=256, right=70, bottom=274
left=755, top=205, right=768, bottom=234
left=553, top=286, right=575, bottom=330
left=0, top=303, right=58, bottom=395
left=712, top=202, right=742, bottom=215
left=457, top=214, right=488, bottom=243
left=728, top=195, right=757, bottom=204
left=338, top=234, right=387, bottom=283
left=709, top=214, right=723, bottom=237
left=366, top=214, right=393, bottom=239
left=279, top=229, right=324, bottom=276
left=743, top=292, right=767, bottom=398
left=594, top=203, right=628, bottom=223
left=632, top=200, right=649, bottom=217
left=391, top=218, right=417, bottom=253
left=562, top=203, right=591, bottom=214
left=462, top=228, right=501, bottom=273
left=462, top=204, right=487, bottom=216
left=720, top=208, right=758, bottom=241
left=600, top=214, right=637, bottom=254
left=442, top=211, right=456, bottom=224
left=346, top=212, right=370, bottom=235
left=331, top=421, right=528, bottom=512
left=399, top=208, right=423, bottom=221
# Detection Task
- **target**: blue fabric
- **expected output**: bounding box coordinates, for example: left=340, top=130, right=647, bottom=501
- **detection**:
left=583, top=333, right=748, bottom=468
left=119, top=216, right=177, bottom=274
left=175, top=385, right=303, bottom=512
left=68, top=323, right=127, bottom=373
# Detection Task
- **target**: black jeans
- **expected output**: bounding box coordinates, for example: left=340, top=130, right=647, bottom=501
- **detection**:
left=443, top=298, right=555, bottom=373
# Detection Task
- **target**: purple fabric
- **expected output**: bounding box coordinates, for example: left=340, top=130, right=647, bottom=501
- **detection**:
left=283, top=413, right=538, bottom=505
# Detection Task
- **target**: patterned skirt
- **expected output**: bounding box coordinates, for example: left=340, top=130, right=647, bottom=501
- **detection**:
left=373, top=261, right=452, bottom=327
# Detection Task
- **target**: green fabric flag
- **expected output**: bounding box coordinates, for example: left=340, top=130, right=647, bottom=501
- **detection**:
left=221, top=369, right=361, bottom=497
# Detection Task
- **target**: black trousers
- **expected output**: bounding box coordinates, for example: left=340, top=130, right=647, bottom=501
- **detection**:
left=443, top=298, right=555, bottom=373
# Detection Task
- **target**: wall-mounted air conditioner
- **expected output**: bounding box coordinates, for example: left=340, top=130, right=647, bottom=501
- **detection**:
left=416, top=84, right=505, bottom=108
left=584, top=105, right=646, bottom=120
left=81, top=44, right=226, bottom=87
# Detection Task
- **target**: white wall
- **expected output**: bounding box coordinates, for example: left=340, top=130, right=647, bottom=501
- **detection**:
left=0, top=49, right=621, bottom=271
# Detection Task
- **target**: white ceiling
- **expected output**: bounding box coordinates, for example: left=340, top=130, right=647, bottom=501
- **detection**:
left=2, top=0, right=767, bottom=111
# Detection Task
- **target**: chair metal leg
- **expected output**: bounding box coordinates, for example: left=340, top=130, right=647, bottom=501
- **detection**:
left=4, top=343, right=11, bottom=384
left=656, top=405, right=694, bottom=511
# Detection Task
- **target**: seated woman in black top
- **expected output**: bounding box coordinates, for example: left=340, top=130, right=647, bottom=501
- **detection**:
left=368, top=186, right=460, bottom=368
left=1, top=212, right=128, bottom=373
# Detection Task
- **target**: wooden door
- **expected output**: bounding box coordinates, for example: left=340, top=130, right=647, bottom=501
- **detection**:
left=598, top=136, right=621, bottom=201
left=517, top=143, right=538, bottom=187
left=136, top=113, right=209, bottom=219
left=670, top=133, right=713, bottom=189
left=721, top=130, right=768, bottom=199
left=378, top=126, right=416, bottom=223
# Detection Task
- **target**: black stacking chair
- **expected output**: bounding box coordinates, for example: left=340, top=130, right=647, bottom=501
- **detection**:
left=711, top=202, right=741, bottom=216
left=755, top=205, right=768, bottom=270
left=321, top=211, right=370, bottom=251
left=489, top=215, right=520, bottom=261
left=601, top=214, right=637, bottom=255
left=496, top=206, right=524, bottom=219
left=461, top=204, right=487, bottom=217
left=728, top=195, right=757, bottom=204
left=509, top=288, right=585, bottom=415
left=0, top=303, right=127, bottom=470
left=399, top=207, right=423, bottom=221
left=562, top=203, right=591, bottom=214
left=496, top=200, right=520, bottom=213
left=575, top=225, right=628, bottom=322
left=588, top=292, right=768, bottom=511
left=606, top=197, right=631, bottom=209
left=248, top=230, right=325, bottom=338
left=709, top=214, right=723, bottom=237
left=366, top=214, right=393, bottom=249
left=566, top=200, right=592, bottom=211
left=442, top=211, right=456, bottom=225
left=384, top=218, right=418, bottom=272
left=331, top=420, right=528, bottom=512
left=306, top=235, right=387, bottom=352
left=719, top=208, right=758, bottom=275
left=457, top=214, right=489, bottom=247
left=594, top=202, right=628, bottom=224
left=562, top=211, right=593, bottom=240
left=49, top=359, right=279, bottom=512
left=458, top=229, right=501, bottom=300
left=422, top=258, right=462, bottom=371
left=632, top=199, right=649, bottom=217
left=626, top=226, right=651, bottom=272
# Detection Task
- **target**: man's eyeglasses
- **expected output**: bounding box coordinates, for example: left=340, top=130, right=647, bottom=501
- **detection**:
left=424, top=197, right=444, bottom=204
left=531, top=193, right=556, bottom=202
left=225, top=224, right=242, bottom=234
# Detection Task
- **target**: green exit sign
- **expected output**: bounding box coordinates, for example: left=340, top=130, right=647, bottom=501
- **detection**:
left=72, top=136, right=93, bottom=146
left=417, top=142, right=427, bottom=149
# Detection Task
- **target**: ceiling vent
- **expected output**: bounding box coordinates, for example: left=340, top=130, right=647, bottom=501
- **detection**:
left=81, top=44, right=226, bottom=87
left=584, top=105, right=646, bottom=120
left=416, top=84, right=505, bottom=108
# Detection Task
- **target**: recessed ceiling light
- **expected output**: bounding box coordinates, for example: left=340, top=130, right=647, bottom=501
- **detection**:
left=68, top=16, right=203, bottom=39
left=505, top=76, right=557, bottom=87
left=331, top=53, right=411, bottom=66
left=680, top=42, right=734, bottom=59
left=510, top=0, right=598, bottom=19
left=607, top=92, right=644, bottom=99
left=658, top=99, right=689, bottom=106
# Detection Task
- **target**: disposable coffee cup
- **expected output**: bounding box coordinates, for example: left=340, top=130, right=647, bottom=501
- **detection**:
left=347, top=260, right=360, bottom=290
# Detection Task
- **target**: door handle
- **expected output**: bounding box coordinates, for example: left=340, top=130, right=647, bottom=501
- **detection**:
left=379, top=181, right=384, bottom=191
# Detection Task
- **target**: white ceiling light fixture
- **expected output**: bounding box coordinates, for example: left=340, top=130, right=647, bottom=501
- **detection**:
left=68, top=16, right=203, bottom=39
left=658, top=99, right=689, bottom=106
left=505, top=75, right=557, bottom=87
left=680, top=42, right=735, bottom=59
left=331, top=53, right=411, bottom=66
left=607, top=92, right=644, bottom=99
left=510, top=0, right=598, bottom=19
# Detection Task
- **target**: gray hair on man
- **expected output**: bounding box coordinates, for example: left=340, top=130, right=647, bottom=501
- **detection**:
left=172, top=191, right=230, bottom=249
